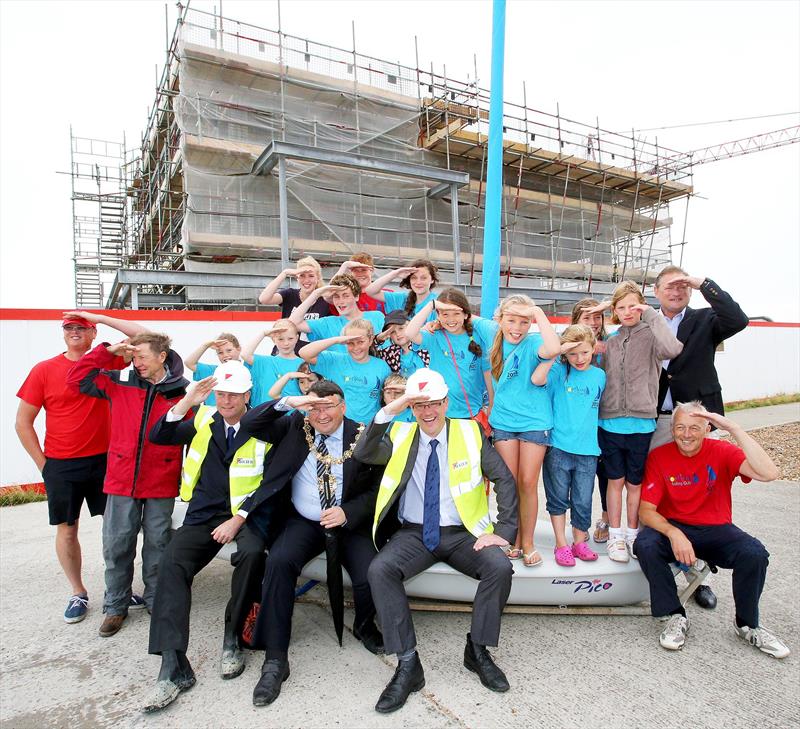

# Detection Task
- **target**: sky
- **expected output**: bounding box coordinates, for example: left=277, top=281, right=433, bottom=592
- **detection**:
left=1, top=0, right=798, bottom=320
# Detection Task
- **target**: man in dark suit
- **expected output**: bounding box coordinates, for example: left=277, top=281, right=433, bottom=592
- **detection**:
left=241, top=380, right=384, bottom=708
left=354, top=369, right=519, bottom=714
left=650, top=265, right=749, bottom=610
left=142, top=362, right=272, bottom=713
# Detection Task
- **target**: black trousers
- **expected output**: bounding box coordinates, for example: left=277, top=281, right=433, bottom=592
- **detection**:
left=634, top=522, right=769, bottom=626
left=148, top=514, right=267, bottom=655
left=254, top=512, right=377, bottom=659
left=368, top=524, right=513, bottom=655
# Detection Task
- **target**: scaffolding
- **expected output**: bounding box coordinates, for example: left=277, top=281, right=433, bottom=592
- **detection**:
left=93, top=6, right=694, bottom=311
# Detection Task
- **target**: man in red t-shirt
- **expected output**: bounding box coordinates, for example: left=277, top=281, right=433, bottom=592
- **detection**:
left=15, top=311, right=148, bottom=625
left=634, top=401, right=789, bottom=658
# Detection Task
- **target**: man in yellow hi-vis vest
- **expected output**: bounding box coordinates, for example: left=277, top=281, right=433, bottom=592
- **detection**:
left=142, top=361, right=271, bottom=713
left=354, top=369, right=519, bottom=714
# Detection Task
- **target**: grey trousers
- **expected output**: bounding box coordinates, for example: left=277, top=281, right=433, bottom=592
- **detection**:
left=102, top=494, right=174, bottom=615
left=368, top=525, right=513, bottom=655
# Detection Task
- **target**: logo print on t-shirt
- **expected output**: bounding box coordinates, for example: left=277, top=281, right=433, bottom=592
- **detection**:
left=506, top=354, right=520, bottom=381
left=705, top=465, right=717, bottom=494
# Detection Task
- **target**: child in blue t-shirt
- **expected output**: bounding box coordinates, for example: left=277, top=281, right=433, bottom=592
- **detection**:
left=379, top=373, right=416, bottom=423
left=241, top=320, right=304, bottom=407
left=184, top=332, right=247, bottom=407
left=404, top=288, right=487, bottom=420
left=477, top=295, right=560, bottom=568
left=364, top=259, right=440, bottom=322
left=268, top=362, right=321, bottom=400
left=534, top=324, right=606, bottom=567
left=298, top=318, right=391, bottom=424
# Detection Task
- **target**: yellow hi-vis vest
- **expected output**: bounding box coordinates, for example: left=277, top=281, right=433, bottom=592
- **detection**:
left=372, top=419, right=492, bottom=544
left=180, top=406, right=270, bottom=514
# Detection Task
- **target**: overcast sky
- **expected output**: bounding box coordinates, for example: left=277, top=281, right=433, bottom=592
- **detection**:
left=1, top=0, right=798, bottom=319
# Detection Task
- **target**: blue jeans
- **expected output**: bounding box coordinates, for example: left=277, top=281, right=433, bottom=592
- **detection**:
left=492, top=428, right=550, bottom=446
left=542, top=447, right=597, bottom=533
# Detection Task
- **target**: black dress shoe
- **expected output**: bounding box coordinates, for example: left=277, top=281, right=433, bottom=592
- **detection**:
left=693, top=584, right=718, bottom=610
left=252, top=658, right=290, bottom=707
left=375, top=653, right=425, bottom=714
left=353, top=621, right=385, bottom=655
left=463, top=633, right=509, bottom=692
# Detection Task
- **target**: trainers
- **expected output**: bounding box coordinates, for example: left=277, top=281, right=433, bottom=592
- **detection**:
left=659, top=614, right=690, bottom=650
left=554, top=545, right=575, bottom=567
left=626, top=534, right=639, bottom=560
left=129, top=594, right=147, bottom=610
left=734, top=623, right=791, bottom=659
left=64, top=593, right=89, bottom=624
left=607, top=538, right=629, bottom=563
left=593, top=519, right=609, bottom=543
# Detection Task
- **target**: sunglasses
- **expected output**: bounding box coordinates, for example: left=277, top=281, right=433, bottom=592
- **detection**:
left=63, top=325, right=92, bottom=332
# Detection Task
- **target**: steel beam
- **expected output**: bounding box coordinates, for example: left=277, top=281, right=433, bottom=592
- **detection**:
left=277, top=156, right=290, bottom=269
left=450, top=184, right=462, bottom=285
left=252, top=141, right=469, bottom=187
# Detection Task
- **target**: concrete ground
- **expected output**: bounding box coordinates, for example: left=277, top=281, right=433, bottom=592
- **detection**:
left=1, top=405, right=798, bottom=728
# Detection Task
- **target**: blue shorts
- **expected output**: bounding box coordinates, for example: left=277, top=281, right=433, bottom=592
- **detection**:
left=598, top=429, right=652, bottom=484
left=492, top=428, right=550, bottom=446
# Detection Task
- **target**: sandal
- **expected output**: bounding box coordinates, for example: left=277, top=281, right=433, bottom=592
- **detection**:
left=554, top=545, right=576, bottom=567
left=593, top=519, right=609, bottom=544
left=504, top=547, right=523, bottom=560
left=571, top=541, right=598, bottom=562
left=522, top=550, right=543, bottom=567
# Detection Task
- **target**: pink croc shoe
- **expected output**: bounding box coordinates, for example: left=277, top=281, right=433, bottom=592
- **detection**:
left=554, top=545, right=576, bottom=567
left=572, top=541, right=598, bottom=562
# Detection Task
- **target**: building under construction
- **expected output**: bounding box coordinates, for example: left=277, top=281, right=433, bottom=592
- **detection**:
left=69, top=5, right=695, bottom=312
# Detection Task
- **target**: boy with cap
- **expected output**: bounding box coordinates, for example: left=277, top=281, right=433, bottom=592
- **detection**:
left=15, top=310, right=149, bottom=623
left=374, top=309, right=430, bottom=377
left=143, top=361, right=272, bottom=712
left=354, top=369, right=519, bottom=714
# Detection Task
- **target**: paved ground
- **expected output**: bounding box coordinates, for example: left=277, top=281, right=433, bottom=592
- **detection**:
left=1, top=404, right=798, bottom=728
left=726, top=402, right=800, bottom=431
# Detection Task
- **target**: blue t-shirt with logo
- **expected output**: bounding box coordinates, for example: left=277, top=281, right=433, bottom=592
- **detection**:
left=485, top=328, right=552, bottom=432
left=420, top=329, right=485, bottom=419
left=547, top=359, right=606, bottom=455
left=313, top=351, right=391, bottom=424
left=383, top=291, right=439, bottom=322
left=193, top=361, right=252, bottom=407
left=249, top=354, right=304, bottom=407
left=306, top=312, right=385, bottom=352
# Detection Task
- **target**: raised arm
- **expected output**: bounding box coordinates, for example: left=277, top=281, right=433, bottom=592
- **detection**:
left=673, top=275, right=749, bottom=343
left=364, top=266, right=418, bottom=300
left=257, top=268, right=295, bottom=306
left=531, top=358, right=556, bottom=386
left=404, top=299, right=435, bottom=345
left=695, top=411, right=780, bottom=482
left=288, top=285, right=342, bottom=333
left=298, top=334, right=359, bottom=364
left=241, top=330, right=270, bottom=366
left=66, top=341, right=131, bottom=399
left=63, top=310, right=149, bottom=338
left=15, top=401, right=46, bottom=472
left=531, top=305, right=561, bottom=359
left=267, top=371, right=306, bottom=399
left=639, top=305, right=684, bottom=360
left=183, top=339, right=221, bottom=372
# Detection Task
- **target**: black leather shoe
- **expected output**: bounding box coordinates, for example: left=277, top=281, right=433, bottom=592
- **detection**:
left=353, top=621, right=385, bottom=655
left=463, top=633, right=509, bottom=692
left=375, top=653, right=425, bottom=714
left=693, top=584, right=718, bottom=610
left=252, top=658, right=290, bottom=707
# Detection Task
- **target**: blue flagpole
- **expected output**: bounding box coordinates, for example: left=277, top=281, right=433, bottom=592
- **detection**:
left=480, top=0, right=506, bottom=318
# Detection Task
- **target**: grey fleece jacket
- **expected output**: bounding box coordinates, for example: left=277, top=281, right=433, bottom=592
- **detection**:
left=599, top=307, right=683, bottom=420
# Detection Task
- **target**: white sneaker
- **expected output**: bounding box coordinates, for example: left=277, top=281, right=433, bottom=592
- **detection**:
left=660, top=614, right=690, bottom=650
left=734, top=623, right=791, bottom=659
left=626, top=534, right=638, bottom=560
left=607, top=538, right=629, bottom=563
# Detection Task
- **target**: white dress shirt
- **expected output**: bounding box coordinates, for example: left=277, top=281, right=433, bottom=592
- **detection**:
left=660, top=307, right=685, bottom=412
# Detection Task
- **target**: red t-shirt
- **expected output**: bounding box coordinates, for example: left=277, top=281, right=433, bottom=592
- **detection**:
left=17, top=353, right=111, bottom=459
left=642, top=439, right=751, bottom=526
left=328, top=291, right=387, bottom=315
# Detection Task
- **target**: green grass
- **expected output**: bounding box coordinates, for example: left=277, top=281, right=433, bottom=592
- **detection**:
left=725, top=393, right=800, bottom=412
left=0, top=487, right=47, bottom=507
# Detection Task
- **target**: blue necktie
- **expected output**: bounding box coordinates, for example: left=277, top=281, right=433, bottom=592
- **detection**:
left=422, top=439, right=440, bottom=552
left=226, top=426, right=236, bottom=453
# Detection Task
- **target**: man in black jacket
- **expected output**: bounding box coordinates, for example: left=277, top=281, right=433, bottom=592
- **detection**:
left=650, top=265, right=749, bottom=610
left=241, top=381, right=384, bottom=708
left=142, top=362, right=272, bottom=713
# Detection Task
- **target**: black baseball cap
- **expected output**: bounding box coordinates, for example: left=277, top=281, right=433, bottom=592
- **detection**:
left=382, top=309, right=410, bottom=331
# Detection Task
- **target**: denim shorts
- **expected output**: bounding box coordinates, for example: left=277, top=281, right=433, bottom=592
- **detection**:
left=492, top=428, right=551, bottom=446
left=542, top=447, right=598, bottom=532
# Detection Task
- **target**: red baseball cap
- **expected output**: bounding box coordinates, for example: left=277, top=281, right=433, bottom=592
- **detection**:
left=62, top=315, right=96, bottom=329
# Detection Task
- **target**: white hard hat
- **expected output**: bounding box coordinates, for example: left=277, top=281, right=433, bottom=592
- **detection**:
left=212, top=360, right=252, bottom=394
left=405, top=368, right=448, bottom=400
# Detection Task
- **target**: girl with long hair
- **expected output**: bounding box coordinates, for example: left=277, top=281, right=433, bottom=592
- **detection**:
left=365, top=259, right=440, bottom=321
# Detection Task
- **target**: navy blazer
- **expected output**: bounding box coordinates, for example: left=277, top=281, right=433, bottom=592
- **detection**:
left=657, top=278, right=748, bottom=415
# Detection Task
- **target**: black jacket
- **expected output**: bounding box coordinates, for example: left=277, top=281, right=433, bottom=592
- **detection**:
left=239, top=400, right=382, bottom=537
left=353, top=417, right=518, bottom=548
left=149, top=408, right=264, bottom=526
left=658, top=278, right=748, bottom=415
